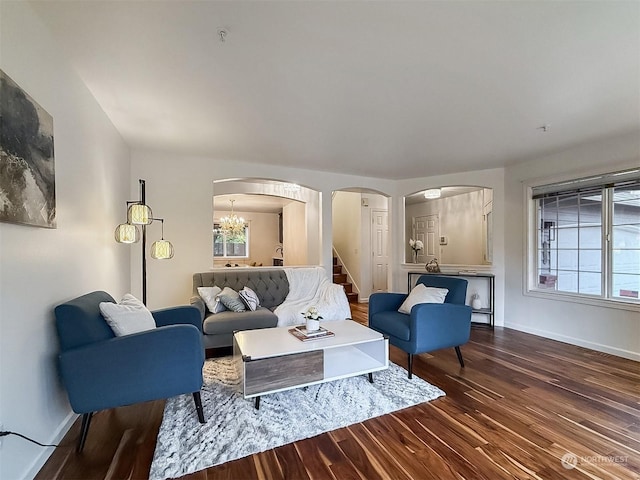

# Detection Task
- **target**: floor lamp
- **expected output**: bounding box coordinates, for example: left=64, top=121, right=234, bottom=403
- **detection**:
left=114, top=179, right=174, bottom=305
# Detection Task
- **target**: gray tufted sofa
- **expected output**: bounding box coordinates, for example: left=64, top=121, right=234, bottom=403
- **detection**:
left=190, top=268, right=289, bottom=349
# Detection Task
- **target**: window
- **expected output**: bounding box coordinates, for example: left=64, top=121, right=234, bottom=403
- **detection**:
left=531, top=169, right=640, bottom=303
left=612, top=185, right=640, bottom=299
left=213, top=223, right=249, bottom=258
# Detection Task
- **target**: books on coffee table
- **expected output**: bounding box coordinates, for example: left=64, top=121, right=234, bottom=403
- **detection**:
left=289, top=325, right=335, bottom=341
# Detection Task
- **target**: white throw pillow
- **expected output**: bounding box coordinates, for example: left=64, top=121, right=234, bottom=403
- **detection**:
left=398, top=284, right=449, bottom=314
left=197, top=286, right=226, bottom=313
left=99, top=293, right=156, bottom=337
left=239, top=286, right=260, bottom=311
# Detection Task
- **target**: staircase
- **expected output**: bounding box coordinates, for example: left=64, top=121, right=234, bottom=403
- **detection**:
left=333, top=257, right=358, bottom=303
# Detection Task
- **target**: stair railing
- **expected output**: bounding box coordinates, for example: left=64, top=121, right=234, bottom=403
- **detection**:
left=331, top=247, right=360, bottom=297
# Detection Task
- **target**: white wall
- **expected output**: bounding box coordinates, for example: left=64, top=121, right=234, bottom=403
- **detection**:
left=0, top=3, right=131, bottom=479
left=282, top=201, right=307, bottom=265
left=131, top=150, right=395, bottom=310
left=504, top=131, right=640, bottom=360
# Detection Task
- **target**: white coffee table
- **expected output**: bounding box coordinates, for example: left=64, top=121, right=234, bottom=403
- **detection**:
left=233, top=320, right=389, bottom=409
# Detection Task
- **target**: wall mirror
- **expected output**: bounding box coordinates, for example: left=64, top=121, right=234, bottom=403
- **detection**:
left=404, top=186, right=493, bottom=266
left=213, top=179, right=320, bottom=267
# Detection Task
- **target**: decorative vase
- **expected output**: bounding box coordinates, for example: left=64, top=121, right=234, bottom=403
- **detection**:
left=412, top=250, right=417, bottom=263
left=306, top=318, right=320, bottom=332
left=472, top=297, right=482, bottom=310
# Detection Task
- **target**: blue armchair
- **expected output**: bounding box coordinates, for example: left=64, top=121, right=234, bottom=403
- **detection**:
left=369, top=275, right=472, bottom=378
left=54, top=291, right=206, bottom=452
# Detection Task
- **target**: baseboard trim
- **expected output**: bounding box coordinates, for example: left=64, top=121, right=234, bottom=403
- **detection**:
left=506, top=322, right=640, bottom=362
left=23, top=411, right=78, bottom=480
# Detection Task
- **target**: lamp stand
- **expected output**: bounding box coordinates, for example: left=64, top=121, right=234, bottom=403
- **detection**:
left=139, top=179, right=147, bottom=305
left=116, top=178, right=173, bottom=306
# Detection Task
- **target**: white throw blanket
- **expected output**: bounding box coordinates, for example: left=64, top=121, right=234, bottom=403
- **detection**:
left=274, top=267, right=352, bottom=327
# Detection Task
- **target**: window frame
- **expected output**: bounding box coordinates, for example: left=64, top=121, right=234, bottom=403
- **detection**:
left=524, top=168, right=640, bottom=312
left=213, top=222, right=250, bottom=259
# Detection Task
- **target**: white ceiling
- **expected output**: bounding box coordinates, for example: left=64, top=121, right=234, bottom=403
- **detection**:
left=31, top=1, right=640, bottom=180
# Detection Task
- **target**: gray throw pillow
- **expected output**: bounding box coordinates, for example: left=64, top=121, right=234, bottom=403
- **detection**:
left=218, top=292, right=246, bottom=312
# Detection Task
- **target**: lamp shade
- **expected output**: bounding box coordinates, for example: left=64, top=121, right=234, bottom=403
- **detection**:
left=151, top=239, right=174, bottom=259
left=127, top=203, right=153, bottom=225
left=114, top=223, right=140, bottom=243
left=424, top=188, right=441, bottom=199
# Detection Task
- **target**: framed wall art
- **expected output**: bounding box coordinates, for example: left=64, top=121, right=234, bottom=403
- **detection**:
left=0, top=69, right=56, bottom=228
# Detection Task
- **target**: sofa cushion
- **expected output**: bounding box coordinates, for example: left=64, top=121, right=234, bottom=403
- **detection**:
left=239, top=286, right=260, bottom=311
left=99, top=294, right=156, bottom=337
left=197, top=286, right=226, bottom=313
left=193, top=269, right=289, bottom=310
left=370, top=310, right=411, bottom=341
left=202, top=307, right=278, bottom=335
left=217, top=287, right=245, bottom=312
left=398, top=284, right=448, bottom=314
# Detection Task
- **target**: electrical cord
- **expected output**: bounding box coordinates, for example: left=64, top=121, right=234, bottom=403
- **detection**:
left=0, top=431, right=58, bottom=448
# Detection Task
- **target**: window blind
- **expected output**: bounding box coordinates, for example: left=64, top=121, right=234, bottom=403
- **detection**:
left=532, top=168, right=640, bottom=199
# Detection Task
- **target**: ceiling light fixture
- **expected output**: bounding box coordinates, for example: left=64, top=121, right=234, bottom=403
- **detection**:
left=220, top=199, right=245, bottom=235
left=424, top=188, right=441, bottom=199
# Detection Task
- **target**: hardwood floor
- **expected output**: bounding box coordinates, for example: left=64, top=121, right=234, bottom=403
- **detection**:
left=37, top=303, right=640, bottom=479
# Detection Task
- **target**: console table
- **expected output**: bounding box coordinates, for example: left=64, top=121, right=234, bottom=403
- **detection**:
left=407, top=271, right=495, bottom=328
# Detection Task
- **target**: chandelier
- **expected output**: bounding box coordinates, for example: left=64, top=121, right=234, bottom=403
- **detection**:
left=220, top=199, right=245, bottom=235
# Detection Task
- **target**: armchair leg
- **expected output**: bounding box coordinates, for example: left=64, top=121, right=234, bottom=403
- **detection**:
left=77, top=412, right=93, bottom=453
left=455, top=346, right=465, bottom=367
left=193, top=391, right=206, bottom=423
left=407, top=353, right=413, bottom=379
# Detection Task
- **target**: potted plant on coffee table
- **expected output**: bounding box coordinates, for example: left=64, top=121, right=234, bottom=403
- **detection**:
left=302, top=306, right=323, bottom=332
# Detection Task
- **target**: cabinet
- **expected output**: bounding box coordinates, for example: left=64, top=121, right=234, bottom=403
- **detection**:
left=407, top=271, right=495, bottom=327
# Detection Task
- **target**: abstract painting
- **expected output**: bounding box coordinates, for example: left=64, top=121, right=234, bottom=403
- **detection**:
left=0, top=69, right=56, bottom=228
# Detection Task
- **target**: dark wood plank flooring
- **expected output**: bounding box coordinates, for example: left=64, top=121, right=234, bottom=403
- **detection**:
left=37, top=303, right=640, bottom=479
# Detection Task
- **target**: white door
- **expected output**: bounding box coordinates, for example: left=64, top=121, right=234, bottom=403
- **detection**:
left=414, top=214, right=439, bottom=263
left=371, top=209, right=389, bottom=292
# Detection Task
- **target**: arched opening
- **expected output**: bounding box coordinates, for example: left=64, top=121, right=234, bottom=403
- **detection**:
left=332, top=187, right=391, bottom=303
left=404, top=186, right=493, bottom=266
left=213, top=178, right=321, bottom=267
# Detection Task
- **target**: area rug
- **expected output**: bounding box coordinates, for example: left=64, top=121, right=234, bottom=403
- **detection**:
left=149, top=356, right=445, bottom=480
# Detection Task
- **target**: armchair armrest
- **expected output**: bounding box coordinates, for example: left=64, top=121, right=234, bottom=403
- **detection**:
left=369, top=292, right=407, bottom=317
left=189, top=296, right=206, bottom=322
left=59, top=324, right=204, bottom=414
left=153, top=305, right=202, bottom=332
left=410, top=303, right=472, bottom=351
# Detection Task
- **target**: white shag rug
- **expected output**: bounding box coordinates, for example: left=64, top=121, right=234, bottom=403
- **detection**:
left=149, top=356, right=445, bottom=480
